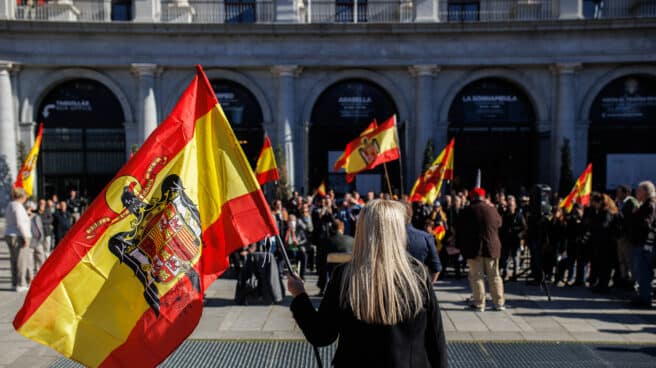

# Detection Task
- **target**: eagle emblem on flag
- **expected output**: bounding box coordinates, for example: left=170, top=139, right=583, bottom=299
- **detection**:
left=108, top=174, right=202, bottom=315
left=358, top=137, right=380, bottom=165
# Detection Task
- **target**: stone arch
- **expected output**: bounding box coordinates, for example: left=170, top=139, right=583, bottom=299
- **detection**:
left=439, top=68, right=547, bottom=126
left=579, top=65, right=656, bottom=122
left=301, top=69, right=411, bottom=126
left=162, top=68, right=273, bottom=126
left=21, top=68, right=133, bottom=124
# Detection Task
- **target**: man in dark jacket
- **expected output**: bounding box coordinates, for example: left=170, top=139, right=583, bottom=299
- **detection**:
left=456, top=188, right=505, bottom=311
left=53, top=200, right=73, bottom=247
left=630, top=181, right=656, bottom=308
left=405, top=202, right=442, bottom=283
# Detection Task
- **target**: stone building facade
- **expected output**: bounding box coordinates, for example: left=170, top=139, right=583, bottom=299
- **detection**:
left=0, top=0, right=655, bottom=204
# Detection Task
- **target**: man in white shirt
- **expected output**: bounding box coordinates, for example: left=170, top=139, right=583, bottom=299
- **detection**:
left=3, top=188, right=32, bottom=292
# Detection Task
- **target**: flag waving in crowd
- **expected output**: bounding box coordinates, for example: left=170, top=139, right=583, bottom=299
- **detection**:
left=14, top=123, right=44, bottom=197
left=333, top=115, right=401, bottom=183
left=13, top=66, right=279, bottom=368
left=255, top=134, right=279, bottom=185
left=560, top=163, right=593, bottom=212
left=410, top=138, right=455, bottom=204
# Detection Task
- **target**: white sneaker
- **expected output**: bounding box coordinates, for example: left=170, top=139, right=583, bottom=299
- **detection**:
left=494, top=305, right=506, bottom=311
left=16, top=286, right=29, bottom=292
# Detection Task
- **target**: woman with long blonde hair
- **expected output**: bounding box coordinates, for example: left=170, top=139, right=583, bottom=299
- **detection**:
left=288, top=199, right=447, bottom=367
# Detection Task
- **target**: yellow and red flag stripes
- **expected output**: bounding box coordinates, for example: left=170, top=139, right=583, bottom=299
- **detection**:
left=560, top=163, right=593, bottom=213
left=409, top=138, right=455, bottom=204
left=317, top=180, right=326, bottom=197
left=14, top=123, right=44, bottom=197
left=255, top=134, right=279, bottom=185
left=13, top=65, right=278, bottom=368
left=333, top=115, right=400, bottom=183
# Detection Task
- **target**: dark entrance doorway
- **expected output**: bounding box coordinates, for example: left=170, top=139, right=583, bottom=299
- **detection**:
left=588, top=75, right=656, bottom=191
left=309, top=79, right=400, bottom=195
left=210, top=79, right=264, bottom=168
left=37, top=79, right=126, bottom=200
left=447, top=77, right=538, bottom=194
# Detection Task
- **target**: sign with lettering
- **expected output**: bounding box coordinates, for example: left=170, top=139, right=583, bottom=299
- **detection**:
left=590, top=75, right=656, bottom=124
left=38, top=79, right=124, bottom=128
left=449, top=78, right=535, bottom=126
left=210, top=79, right=263, bottom=126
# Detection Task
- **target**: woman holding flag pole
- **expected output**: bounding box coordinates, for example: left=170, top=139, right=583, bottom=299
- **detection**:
left=287, top=199, right=448, bottom=367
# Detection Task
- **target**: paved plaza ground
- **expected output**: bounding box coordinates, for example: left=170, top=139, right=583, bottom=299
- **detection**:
left=1, top=220, right=655, bottom=367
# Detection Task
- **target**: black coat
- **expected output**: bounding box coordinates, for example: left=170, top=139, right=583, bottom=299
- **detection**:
left=53, top=210, right=73, bottom=244
left=290, top=263, right=448, bottom=368
left=326, top=233, right=355, bottom=254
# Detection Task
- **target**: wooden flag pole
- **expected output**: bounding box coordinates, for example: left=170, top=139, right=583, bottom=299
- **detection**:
left=383, top=162, right=393, bottom=196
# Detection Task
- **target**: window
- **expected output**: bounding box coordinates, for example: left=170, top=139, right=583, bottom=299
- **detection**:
left=111, top=0, right=133, bottom=21
left=448, top=1, right=479, bottom=22
left=335, top=0, right=368, bottom=22
left=225, top=0, right=257, bottom=23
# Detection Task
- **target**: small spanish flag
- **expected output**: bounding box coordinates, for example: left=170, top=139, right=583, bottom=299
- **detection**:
left=13, top=66, right=279, bottom=368
left=560, top=163, right=592, bottom=213
left=316, top=180, right=327, bottom=197
left=255, top=134, right=279, bottom=185
left=333, top=115, right=400, bottom=183
left=14, top=123, right=44, bottom=197
left=410, top=139, right=455, bottom=204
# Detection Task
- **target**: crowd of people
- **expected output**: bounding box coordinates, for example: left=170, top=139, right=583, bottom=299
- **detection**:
left=3, top=188, right=87, bottom=292
left=3, top=180, right=655, bottom=310
left=232, top=181, right=656, bottom=310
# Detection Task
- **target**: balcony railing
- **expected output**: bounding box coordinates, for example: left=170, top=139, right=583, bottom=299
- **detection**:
left=442, top=0, right=556, bottom=22
left=11, top=0, right=656, bottom=23
left=15, top=0, right=111, bottom=21
left=583, top=0, right=656, bottom=19
left=161, top=0, right=275, bottom=23
left=304, top=0, right=414, bottom=23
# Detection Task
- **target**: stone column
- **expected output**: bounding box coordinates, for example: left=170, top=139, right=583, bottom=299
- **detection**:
left=0, top=0, right=15, bottom=19
left=559, top=0, right=582, bottom=20
left=415, top=0, right=438, bottom=22
left=551, top=63, right=581, bottom=186
left=0, top=61, right=18, bottom=184
left=133, top=0, right=161, bottom=22
left=410, top=64, right=439, bottom=182
left=272, top=65, right=300, bottom=190
left=131, top=63, right=159, bottom=144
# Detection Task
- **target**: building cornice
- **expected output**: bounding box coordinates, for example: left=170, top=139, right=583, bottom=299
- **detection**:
left=1, top=18, right=656, bottom=36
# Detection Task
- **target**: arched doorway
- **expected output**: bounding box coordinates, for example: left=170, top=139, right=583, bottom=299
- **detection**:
left=588, top=74, right=656, bottom=191
left=309, top=79, right=400, bottom=195
left=448, top=77, right=538, bottom=194
left=210, top=79, right=264, bottom=167
left=38, top=79, right=126, bottom=199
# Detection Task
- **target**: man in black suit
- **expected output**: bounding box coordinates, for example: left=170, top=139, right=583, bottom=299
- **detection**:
left=53, top=200, right=73, bottom=247
left=405, top=202, right=442, bottom=283
left=326, top=219, right=354, bottom=255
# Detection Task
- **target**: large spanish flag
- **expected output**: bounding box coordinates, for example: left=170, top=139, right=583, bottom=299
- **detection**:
left=409, top=138, right=455, bottom=204
left=13, top=66, right=278, bottom=368
left=14, top=123, right=44, bottom=197
left=255, top=134, right=279, bottom=185
left=560, top=163, right=592, bottom=213
left=333, top=115, right=400, bottom=183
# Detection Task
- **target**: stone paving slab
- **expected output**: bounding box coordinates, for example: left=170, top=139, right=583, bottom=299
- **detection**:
left=1, top=216, right=655, bottom=367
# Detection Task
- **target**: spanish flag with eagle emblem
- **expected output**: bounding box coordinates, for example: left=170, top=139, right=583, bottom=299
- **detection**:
left=13, top=66, right=279, bottom=368
left=410, top=138, right=455, bottom=204
left=14, top=123, right=44, bottom=197
left=559, top=163, right=593, bottom=213
left=333, top=115, right=400, bottom=183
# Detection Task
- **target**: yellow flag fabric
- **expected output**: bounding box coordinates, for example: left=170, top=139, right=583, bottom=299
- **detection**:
left=409, top=139, right=455, bottom=204
left=560, top=163, right=593, bottom=212
left=14, top=123, right=44, bottom=197
left=13, top=66, right=279, bottom=368
left=255, top=135, right=279, bottom=185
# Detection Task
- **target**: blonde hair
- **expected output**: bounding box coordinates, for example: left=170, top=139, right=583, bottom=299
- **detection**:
left=340, top=199, right=428, bottom=325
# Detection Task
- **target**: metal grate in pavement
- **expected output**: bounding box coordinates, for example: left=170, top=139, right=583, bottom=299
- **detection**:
left=49, top=341, right=656, bottom=368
